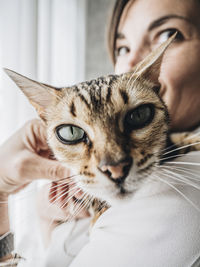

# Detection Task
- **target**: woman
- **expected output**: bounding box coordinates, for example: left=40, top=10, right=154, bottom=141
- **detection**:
left=44, top=0, right=200, bottom=266
left=1, top=0, right=200, bottom=266
left=43, top=0, right=200, bottom=266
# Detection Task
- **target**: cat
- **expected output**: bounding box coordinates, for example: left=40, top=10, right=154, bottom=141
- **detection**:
left=4, top=34, right=200, bottom=224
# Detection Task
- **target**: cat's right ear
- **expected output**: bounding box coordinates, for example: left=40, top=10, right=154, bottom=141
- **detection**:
left=4, top=69, right=61, bottom=121
left=132, top=33, right=177, bottom=83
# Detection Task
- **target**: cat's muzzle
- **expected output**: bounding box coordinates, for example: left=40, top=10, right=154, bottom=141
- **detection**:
left=98, top=156, right=133, bottom=187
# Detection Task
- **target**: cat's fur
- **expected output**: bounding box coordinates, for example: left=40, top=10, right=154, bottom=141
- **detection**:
left=4, top=35, right=200, bottom=223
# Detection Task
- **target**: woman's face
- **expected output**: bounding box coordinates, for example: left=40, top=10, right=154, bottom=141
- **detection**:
left=115, top=0, right=200, bottom=131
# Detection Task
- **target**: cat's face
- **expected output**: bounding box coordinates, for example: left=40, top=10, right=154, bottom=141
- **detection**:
left=5, top=35, right=174, bottom=205
left=46, top=75, right=168, bottom=204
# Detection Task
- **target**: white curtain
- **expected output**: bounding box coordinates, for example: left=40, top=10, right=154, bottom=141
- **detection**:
left=0, top=0, right=86, bottom=265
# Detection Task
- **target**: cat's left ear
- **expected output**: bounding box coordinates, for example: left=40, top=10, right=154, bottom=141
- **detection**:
left=133, top=33, right=177, bottom=83
left=4, top=69, right=61, bottom=121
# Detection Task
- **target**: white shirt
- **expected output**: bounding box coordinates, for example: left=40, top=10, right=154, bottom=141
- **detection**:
left=44, top=152, right=200, bottom=267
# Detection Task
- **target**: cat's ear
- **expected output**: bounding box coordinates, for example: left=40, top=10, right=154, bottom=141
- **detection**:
left=4, top=69, right=61, bottom=120
left=133, top=33, right=177, bottom=83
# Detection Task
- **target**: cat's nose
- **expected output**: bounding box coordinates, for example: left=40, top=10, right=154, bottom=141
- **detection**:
left=99, top=157, right=133, bottom=183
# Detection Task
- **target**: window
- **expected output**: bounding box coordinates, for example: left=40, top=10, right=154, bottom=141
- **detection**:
left=0, top=0, right=86, bottom=264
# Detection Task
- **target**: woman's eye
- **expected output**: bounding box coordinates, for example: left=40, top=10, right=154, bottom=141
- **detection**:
left=157, top=29, right=183, bottom=44
left=55, top=125, right=86, bottom=144
left=124, top=104, right=155, bottom=131
left=115, top=46, right=130, bottom=57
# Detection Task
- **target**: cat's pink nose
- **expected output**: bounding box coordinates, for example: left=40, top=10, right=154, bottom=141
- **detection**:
left=101, top=163, right=128, bottom=179
left=99, top=157, right=132, bottom=182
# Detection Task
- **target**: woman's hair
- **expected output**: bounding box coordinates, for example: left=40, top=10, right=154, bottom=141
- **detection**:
left=107, top=0, right=131, bottom=65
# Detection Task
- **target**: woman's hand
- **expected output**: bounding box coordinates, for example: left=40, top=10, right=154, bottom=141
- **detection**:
left=0, top=119, right=70, bottom=196
left=0, top=118, right=89, bottom=245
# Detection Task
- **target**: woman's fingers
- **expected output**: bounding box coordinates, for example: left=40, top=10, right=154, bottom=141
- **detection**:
left=48, top=182, right=90, bottom=220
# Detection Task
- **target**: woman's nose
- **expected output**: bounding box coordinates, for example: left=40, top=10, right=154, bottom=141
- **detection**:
left=115, top=44, right=148, bottom=75
left=127, top=50, right=144, bottom=71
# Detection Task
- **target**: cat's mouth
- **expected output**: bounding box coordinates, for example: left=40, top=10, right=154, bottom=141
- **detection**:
left=78, top=158, right=156, bottom=203
left=112, top=162, right=157, bottom=201
left=110, top=185, right=133, bottom=203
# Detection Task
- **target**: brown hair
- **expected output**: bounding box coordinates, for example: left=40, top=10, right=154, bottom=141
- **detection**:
left=107, top=0, right=131, bottom=65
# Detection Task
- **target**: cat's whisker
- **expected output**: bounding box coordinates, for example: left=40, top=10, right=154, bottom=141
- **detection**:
left=45, top=174, right=80, bottom=193
left=160, top=153, right=190, bottom=162
left=152, top=174, right=200, bottom=212
left=49, top=184, right=81, bottom=205
left=161, top=134, right=200, bottom=158
left=0, top=179, right=77, bottom=206
left=161, top=132, right=200, bottom=153
left=49, top=179, right=78, bottom=194
left=48, top=179, right=77, bottom=194
left=157, top=169, right=199, bottom=187
left=159, top=165, right=200, bottom=181
left=73, top=198, right=92, bottom=221
left=69, top=194, right=90, bottom=218
left=44, top=194, right=90, bottom=264
left=163, top=141, right=200, bottom=156
left=160, top=142, right=176, bottom=154
left=68, top=193, right=88, bottom=211
left=166, top=170, right=200, bottom=187
left=70, top=194, right=92, bottom=222
left=164, top=161, right=200, bottom=167
left=70, top=196, right=87, bottom=216
left=45, top=187, right=86, bottom=235
left=164, top=169, right=200, bottom=187
left=162, top=131, right=200, bottom=154
left=157, top=166, right=193, bottom=182
left=17, top=174, right=79, bottom=196
left=50, top=173, right=80, bottom=183
left=159, top=169, right=200, bottom=189
left=54, top=187, right=83, bottom=208
left=64, top=193, right=90, bottom=222
left=45, top=185, right=81, bottom=228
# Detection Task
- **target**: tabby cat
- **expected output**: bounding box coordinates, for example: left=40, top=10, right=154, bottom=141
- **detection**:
left=4, top=35, right=200, bottom=223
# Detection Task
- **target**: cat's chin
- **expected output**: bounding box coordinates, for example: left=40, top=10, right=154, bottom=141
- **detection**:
left=94, top=187, right=135, bottom=206
left=107, top=191, right=134, bottom=206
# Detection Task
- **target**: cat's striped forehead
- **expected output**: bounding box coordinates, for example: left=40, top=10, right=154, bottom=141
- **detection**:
left=68, top=74, right=119, bottom=113
left=60, top=73, right=161, bottom=122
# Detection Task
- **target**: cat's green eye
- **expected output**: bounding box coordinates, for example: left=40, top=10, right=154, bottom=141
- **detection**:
left=55, top=124, right=86, bottom=144
left=125, top=104, right=155, bottom=130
